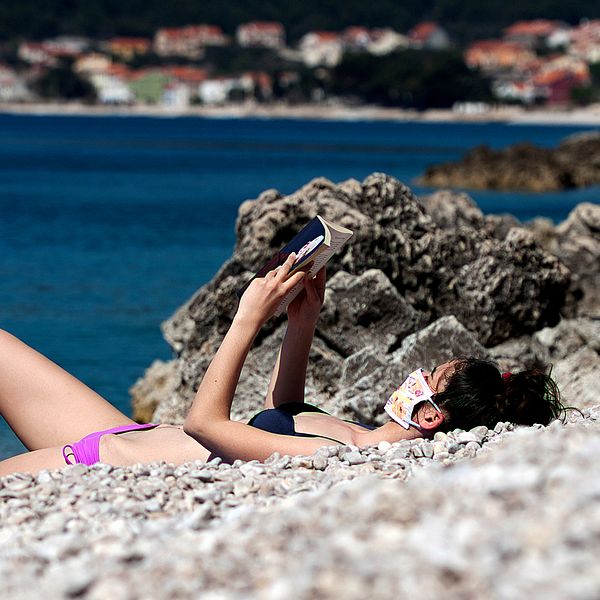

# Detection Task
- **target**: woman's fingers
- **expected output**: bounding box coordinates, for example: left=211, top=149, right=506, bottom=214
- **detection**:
left=274, top=252, right=296, bottom=278
left=315, top=266, right=326, bottom=285
left=283, top=270, right=305, bottom=292
left=314, top=266, right=326, bottom=301
left=266, top=253, right=296, bottom=280
left=303, top=272, right=319, bottom=302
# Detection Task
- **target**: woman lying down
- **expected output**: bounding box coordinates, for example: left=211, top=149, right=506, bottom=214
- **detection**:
left=0, top=253, right=564, bottom=476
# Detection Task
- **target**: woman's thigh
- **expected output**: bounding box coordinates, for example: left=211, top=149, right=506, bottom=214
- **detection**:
left=0, top=329, right=134, bottom=451
left=0, top=446, right=66, bottom=477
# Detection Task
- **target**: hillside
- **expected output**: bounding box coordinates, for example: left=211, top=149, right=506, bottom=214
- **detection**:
left=1, top=0, right=599, bottom=44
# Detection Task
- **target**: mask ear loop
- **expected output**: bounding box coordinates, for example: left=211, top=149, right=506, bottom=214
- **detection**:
left=411, top=397, right=444, bottom=432
left=429, top=397, right=442, bottom=414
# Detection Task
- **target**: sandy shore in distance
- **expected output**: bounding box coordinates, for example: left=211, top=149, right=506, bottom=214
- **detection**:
left=2, top=101, right=600, bottom=125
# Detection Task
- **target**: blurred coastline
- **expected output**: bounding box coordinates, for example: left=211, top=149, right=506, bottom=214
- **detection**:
left=2, top=100, right=600, bottom=125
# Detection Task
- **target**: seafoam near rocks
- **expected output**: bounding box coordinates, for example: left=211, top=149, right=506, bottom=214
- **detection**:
left=1, top=409, right=599, bottom=599
left=131, top=173, right=595, bottom=426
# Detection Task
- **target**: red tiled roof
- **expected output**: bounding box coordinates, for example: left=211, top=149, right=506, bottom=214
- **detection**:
left=157, top=28, right=181, bottom=39
left=22, top=42, right=45, bottom=50
left=185, top=25, right=223, bottom=35
left=344, top=26, right=369, bottom=37
left=160, top=25, right=223, bottom=38
left=504, top=20, right=563, bottom=37
left=408, top=22, right=440, bottom=42
left=105, top=63, right=132, bottom=78
left=534, top=69, right=578, bottom=86
left=108, top=37, right=152, bottom=49
left=21, top=41, right=80, bottom=58
left=243, top=71, right=272, bottom=86
left=468, top=40, right=528, bottom=52
left=238, top=21, right=284, bottom=33
left=309, top=31, right=339, bottom=42
left=162, top=66, right=208, bottom=82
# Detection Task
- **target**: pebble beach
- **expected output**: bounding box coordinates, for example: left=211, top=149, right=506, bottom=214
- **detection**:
left=2, top=407, right=599, bottom=599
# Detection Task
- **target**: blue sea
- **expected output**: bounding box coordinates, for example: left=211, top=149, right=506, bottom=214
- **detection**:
left=1, top=113, right=598, bottom=459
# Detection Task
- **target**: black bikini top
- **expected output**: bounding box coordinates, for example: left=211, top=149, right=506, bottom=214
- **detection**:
left=248, top=402, right=375, bottom=444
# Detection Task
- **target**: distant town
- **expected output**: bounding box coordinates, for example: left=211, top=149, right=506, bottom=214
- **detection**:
left=0, top=18, right=599, bottom=111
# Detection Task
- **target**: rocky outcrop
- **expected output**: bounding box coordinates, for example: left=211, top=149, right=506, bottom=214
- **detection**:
left=131, top=173, right=579, bottom=425
left=529, top=202, right=600, bottom=317
left=419, top=131, right=600, bottom=191
left=419, top=189, right=519, bottom=239
left=421, top=193, right=600, bottom=409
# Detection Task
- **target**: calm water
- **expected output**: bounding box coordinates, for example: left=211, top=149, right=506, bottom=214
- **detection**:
left=1, top=113, right=598, bottom=459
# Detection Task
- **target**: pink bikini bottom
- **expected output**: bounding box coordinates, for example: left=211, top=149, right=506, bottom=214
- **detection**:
left=62, top=423, right=159, bottom=466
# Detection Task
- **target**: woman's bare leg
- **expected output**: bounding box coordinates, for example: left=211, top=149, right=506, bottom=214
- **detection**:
left=0, top=446, right=66, bottom=476
left=0, top=328, right=134, bottom=451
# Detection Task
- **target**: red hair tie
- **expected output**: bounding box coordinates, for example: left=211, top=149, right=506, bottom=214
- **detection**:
left=502, top=372, right=512, bottom=380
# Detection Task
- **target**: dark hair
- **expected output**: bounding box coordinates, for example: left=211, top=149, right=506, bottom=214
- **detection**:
left=434, top=358, right=565, bottom=431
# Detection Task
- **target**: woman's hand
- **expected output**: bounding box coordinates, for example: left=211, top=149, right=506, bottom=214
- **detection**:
left=287, top=266, right=326, bottom=327
left=235, top=253, right=306, bottom=329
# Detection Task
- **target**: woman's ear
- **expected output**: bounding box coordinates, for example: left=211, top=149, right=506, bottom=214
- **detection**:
left=416, top=402, right=444, bottom=431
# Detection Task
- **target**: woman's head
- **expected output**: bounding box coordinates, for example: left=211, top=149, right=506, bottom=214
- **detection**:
left=420, top=358, right=565, bottom=432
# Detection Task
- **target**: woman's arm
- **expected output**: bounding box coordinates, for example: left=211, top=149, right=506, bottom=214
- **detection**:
left=264, top=267, right=326, bottom=409
left=183, top=256, right=336, bottom=462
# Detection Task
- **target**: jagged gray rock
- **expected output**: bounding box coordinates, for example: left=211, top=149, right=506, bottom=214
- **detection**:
left=392, top=315, right=489, bottom=367
left=419, top=189, right=521, bottom=240
left=319, top=269, right=426, bottom=356
left=132, top=173, right=574, bottom=424
left=529, top=202, right=600, bottom=317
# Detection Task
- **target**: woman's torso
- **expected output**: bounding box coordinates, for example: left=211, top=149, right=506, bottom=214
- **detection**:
left=292, top=412, right=371, bottom=444
left=99, top=406, right=374, bottom=466
left=99, top=424, right=212, bottom=466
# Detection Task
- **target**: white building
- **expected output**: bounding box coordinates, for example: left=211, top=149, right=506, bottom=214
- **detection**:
left=0, top=65, right=30, bottom=101
left=299, top=32, right=343, bottom=67
left=546, top=28, right=572, bottom=49
left=18, top=42, right=55, bottom=65
left=236, top=22, right=285, bottom=49
left=163, top=82, right=190, bottom=109
left=493, top=80, right=537, bottom=104
left=368, top=29, right=409, bottom=55
left=198, top=74, right=259, bottom=104
left=18, top=37, right=88, bottom=65
left=44, top=36, right=90, bottom=55
left=154, top=25, right=227, bottom=58
left=74, top=53, right=112, bottom=75
left=407, top=22, right=451, bottom=50
left=89, top=72, right=134, bottom=105
left=342, top=27, right=409, bottom=55
left=569, top=19, right=600, bottom=63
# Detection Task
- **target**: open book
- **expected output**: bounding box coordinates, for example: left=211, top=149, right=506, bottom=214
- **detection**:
left=238, top=216, right=353, bottom=316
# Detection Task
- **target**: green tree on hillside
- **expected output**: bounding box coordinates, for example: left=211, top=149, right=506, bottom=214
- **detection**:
left=32, top=61, right=96, bottom=101
left=331, top=50, right=492, bottom=109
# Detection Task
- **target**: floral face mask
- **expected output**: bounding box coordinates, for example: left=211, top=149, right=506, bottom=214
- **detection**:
left=384, top=368, right=442, bottom=430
